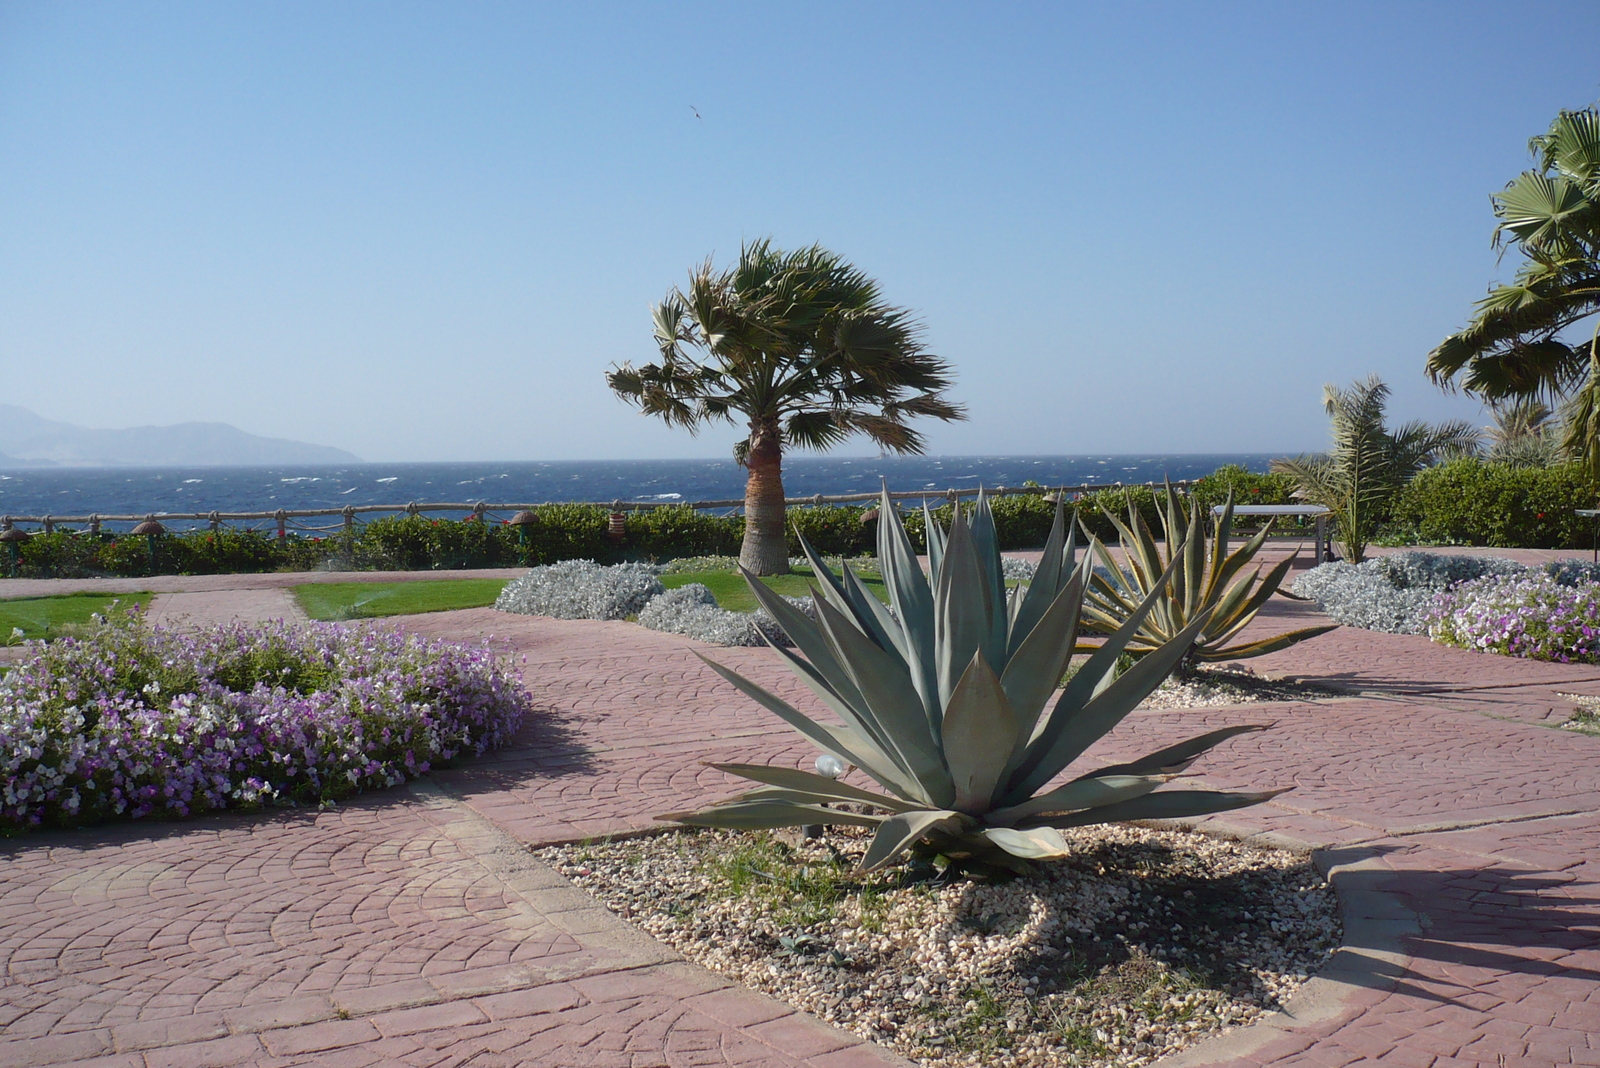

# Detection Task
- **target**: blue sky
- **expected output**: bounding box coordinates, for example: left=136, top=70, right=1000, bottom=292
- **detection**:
left=2, top=2, right=1598, bottom=462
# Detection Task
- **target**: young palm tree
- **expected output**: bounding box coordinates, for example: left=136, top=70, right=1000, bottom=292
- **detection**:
left=1272, top=376, right=1479, bottom=562
left=1484, top=398, right=1562, bottom=468
left=606, top=241, right=965, bottom=575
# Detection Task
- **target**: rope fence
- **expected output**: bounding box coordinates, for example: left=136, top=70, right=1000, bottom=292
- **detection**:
left=0, top=480, right=1201, bottom=537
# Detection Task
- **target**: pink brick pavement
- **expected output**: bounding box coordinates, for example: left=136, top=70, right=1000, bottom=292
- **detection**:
left=4, top=566, right=1600, bottom=1066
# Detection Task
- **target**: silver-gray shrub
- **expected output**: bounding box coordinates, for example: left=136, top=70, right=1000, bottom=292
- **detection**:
left=636, top=583, right=813, bottom=647
left=1291, top=551, right=1530, bottom=634
left=1001, top=557, right=1037, bottom=582
left=1544, top=559, right=1600, bottom=586
left=494, top=560, right=665, bottom=620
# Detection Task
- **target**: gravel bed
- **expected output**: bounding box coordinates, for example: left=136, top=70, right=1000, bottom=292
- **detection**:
left=538, top=823, right=1339, bottom=1068
left=1137, top=665, right=1345, bottom=708
left=1557, top=693, right=1600, bottom=735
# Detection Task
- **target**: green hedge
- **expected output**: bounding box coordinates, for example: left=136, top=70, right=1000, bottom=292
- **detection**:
left=1386, top=458, right=1597, bottom=549
left=5, top=466, right=1349, bottom=578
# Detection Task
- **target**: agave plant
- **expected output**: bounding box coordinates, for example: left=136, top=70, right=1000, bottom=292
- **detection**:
left=661, top=488, right=1283, bottom=876
left=1077, top=483, right=1337, bottom=672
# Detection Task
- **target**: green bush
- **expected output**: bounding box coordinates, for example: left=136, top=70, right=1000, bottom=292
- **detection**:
left=1386, top=458, right=1595, bottom=548
left=172, top=528, right=286, bottom=574
left=1072, top=486, right=1162, bottom=542
left=360, top=515, right=520, bottom=570
left=1190, top=464, right=1297, bottom=509
left=4, top=466, right=1327, bottom=577
left=16, top=530, right=107, bottom=577
left=517, top=504, right=613, bottom=565
left=786, top=505, right=871, bottom=556
left=625, top=505, right=742, bottom=561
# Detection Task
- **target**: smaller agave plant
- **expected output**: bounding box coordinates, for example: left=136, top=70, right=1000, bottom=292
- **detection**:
left=1078, top=484, right=1337, bottom=673
left=661, top=488, right=1284, bottom=876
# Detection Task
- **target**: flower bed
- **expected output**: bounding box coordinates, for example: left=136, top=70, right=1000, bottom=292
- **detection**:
left=1429, top=571, right=1600, bottom=663
left=0, top=609, right=530, bottom=832
left=1291, top=552, right=1529, bottom=634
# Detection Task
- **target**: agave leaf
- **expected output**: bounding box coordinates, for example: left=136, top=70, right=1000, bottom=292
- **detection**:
left=859, top=809, right=967, bottom=873
left=1191, top=624, right=1340, bottom=662
left=1127, top=506, right=1166, bottom=601
left=738, top=567, right=873, bottom=714
left=710, top=763, right=920, bottom=812
left=692, top=653, right=884, bottom=774
left=662, top=799, right=884, bottom=830
left=970, top=490, right=1010, bottom=660
left=1220, top=553, right=1300, bottom=627
left=841, top=563, right=915, bottom=671
left=879, top=493, right=940, bottom=717
left=1053, top=549, right=1192, bottom=720
left=1084, top=724, right=1271, bottom=777
left=988, top=774, right=1166, bottom=825
left=1181, top=496, right=1205, bottom=619
left=1010, top=500, right=1076, bottom=653
left=999, top=568, right=1085, bottom=744
left=813, top=596, right=955, bottom=806
left=1023, top=787, right=1292, bottom=830
left=795, top=535, right=870, bottom=641
left=759, top=642, right=923, bottom=800
left=1009, top=607, right=1214, bottom=800
left=1205, top=566, right=1262, bottom=630
left=1212, top=522, right=1275, bottom=592
left=941, top=651, right=1017, bottom=813
left=983, top=826, right=1071, bottom=860
left=923, top=502, right=947, bottom=579
left=797, top=533, right=903, bottom=662
left=1207, top=492, right=1236, bottom=593
left=934, top=501, right=1003, bottom=711
left=1086, top=535, right=1140, bottom=605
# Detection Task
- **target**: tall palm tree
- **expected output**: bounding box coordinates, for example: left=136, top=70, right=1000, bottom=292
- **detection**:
left=606, top=241, right=965, bottom=574
left=1272, top=376, right=1479, bottom=562
left=1427, top=107, right=1600, bottom=408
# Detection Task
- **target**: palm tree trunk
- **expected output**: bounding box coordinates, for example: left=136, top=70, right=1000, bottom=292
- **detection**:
left=740, top=418, right=791, bottom=575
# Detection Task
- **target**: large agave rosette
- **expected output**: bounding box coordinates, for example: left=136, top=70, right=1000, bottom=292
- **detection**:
left=662, top=489, right=1284, bottom=874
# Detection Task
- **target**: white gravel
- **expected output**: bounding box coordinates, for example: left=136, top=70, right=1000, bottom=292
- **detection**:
left=1137, top=665, right=1343, bottom=709
left=538, top=823, right=1339, bottom=1068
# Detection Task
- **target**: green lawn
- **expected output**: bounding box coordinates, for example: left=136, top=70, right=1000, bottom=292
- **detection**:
left=0, top=591, right=155, bottom=642
left=660, top=565, right=889, bottom=613
left=293, top=579, right=509, bottom=621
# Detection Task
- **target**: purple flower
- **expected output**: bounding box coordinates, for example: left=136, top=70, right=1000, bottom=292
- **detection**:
left=1, top=608, right=530, bottom=833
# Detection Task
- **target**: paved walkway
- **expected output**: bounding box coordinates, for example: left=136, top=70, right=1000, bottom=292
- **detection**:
left=3, top=564, right=1600, bottom=1066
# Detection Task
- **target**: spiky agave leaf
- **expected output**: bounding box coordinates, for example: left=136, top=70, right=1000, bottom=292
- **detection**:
left=1077, top=483, right=1336, bottom=666
left=662, top=486, right=1284, bottom=875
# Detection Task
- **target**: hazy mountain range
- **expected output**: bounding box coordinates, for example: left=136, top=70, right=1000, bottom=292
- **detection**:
left=0, top=406, right=361, bottom=467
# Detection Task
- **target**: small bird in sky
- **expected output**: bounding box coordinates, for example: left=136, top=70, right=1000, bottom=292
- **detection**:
left=690, top=105, right=701, bottom=120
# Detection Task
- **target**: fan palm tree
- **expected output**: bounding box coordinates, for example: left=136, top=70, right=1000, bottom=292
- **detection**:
left=606, top=241, right=965, bottom=575
left=1427, top=107, right=1600, bottom=442
left=1272, top=376, right=1479, bottom=562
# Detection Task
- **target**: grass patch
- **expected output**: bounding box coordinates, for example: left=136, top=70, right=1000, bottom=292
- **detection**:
left=0, top=591, right=154, bottom=642
left=660, top=565, right=888, bottom=613
left=293, top=579, right=509, bottom=621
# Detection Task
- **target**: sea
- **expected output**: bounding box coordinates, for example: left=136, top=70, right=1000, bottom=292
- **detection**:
left=0, top=454, right=1276, bottom=529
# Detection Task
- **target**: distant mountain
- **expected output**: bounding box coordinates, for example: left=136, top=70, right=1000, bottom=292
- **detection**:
left=0, top=450, right=57, bottom=469
left=0, top=406, right=362, bottom=467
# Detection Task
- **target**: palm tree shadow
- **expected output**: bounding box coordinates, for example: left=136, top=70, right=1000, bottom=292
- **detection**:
left=1319, top=844, right=1600, bottom=1008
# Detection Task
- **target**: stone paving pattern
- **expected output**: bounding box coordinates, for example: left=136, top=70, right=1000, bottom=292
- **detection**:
left=3, top=558, right=1600, bottom=1066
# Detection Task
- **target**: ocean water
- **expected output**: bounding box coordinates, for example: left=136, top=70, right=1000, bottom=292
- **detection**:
left=0, top=454, right=1276, bottom=528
